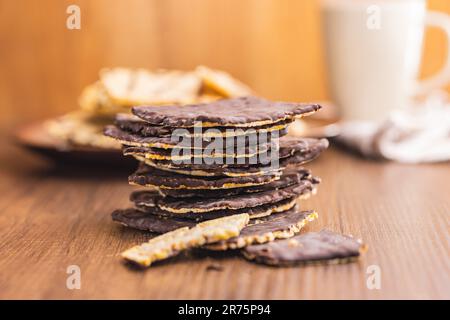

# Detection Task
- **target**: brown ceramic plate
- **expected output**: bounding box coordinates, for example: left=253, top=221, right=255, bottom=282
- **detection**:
left=14, top=121, right=135, bottom=167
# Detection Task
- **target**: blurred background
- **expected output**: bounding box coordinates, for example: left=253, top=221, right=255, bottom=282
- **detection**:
left=1, top=0, right=450, bottom=130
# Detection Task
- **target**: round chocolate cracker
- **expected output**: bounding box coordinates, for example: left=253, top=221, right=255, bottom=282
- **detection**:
left=122, top=141, right=269, bottom=161
left=115, top=113, right=173, bottom=137
left=206, top=209, right=319, bottom=250
left=112, top=208, right=195, bottom=233
left=136, top=156, right=282, bottom=178
left=277, top=137, right=328, bottom=158
left=115, top=113, right=291, bottom=138
left=157, top=168, right=315, bottom=198
left=135, top=196, right=299, bottom=222
left=105, top=125, right=176, bottom=149
left=129, top=190, right=160, bottom=206
left=279, top=137, right=329, bottom=167
left=121, top=213, right=250, bottom=268
left=105, top=125, right=282, bottom=150
left=132, top=96, right=321, bottom=128
left=242, top=229, right=368, bottom=267
left=154, top=182, right=314, bottom=214
left=129, top=164, right=281, bottom=190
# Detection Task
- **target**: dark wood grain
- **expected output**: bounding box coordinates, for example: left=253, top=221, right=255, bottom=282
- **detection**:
left=0, top=135, right=449, bottom=299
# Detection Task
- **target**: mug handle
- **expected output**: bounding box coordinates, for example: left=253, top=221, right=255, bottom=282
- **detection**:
left=416, top=11, right=450, bottom=95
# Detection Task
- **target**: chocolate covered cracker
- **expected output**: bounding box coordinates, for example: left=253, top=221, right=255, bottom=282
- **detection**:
left=104, top=125, right=281, bottom=150
left=132, top=96, right=321, bottom=128
left=137, top=157, right=282, bottom=177
left=154, top=182, right=314, bottom=214
left=121, top=213, right=249, bottom=267
left=123, top=142, right=269, bottom=161
left=134, top=196, right=304, bottom=222
left=157, top=169, right=316, bottom=198
left=129, top=164, right=281, bottom=190
left=242, top=229, right=368, bottom=267
left=207, top=209, right=318, bottom=250
left=112, top=208, right=195, bottom=233
left=115, top=113, right=290, bottom=138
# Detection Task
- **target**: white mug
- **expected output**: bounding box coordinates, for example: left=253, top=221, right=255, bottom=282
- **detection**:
left=321, top=0, right=450, bottom=122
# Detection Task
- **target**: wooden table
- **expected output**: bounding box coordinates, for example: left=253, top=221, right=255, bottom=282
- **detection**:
left=0, top=136, right=449, bottom=299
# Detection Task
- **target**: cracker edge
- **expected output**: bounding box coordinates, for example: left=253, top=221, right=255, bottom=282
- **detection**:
left=241, top=238, right=369, bottom=267
left=206, top=211, right=319, bottom=250
left=121, top=213, right=249, bottom=267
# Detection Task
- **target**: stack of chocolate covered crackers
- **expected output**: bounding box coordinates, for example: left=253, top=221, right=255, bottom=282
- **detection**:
left=106, top=96, right=366, bottom=268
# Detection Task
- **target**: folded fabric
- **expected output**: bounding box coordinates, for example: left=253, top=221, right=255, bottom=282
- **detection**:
left=335, top=91, right=450, bottom=163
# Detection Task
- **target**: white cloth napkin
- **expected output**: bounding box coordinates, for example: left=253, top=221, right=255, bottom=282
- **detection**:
left=335, top=91, right=450, bottom=163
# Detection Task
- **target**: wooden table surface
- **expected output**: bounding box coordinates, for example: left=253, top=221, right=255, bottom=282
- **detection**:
left=0, top=135, right=449, bottom=300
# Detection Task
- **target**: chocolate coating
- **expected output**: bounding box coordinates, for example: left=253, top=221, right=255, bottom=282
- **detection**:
left=158, top=168, right=314, bottom=198
left=136, top=198, right=299, bottom=222
left=132, top=96, right=321, bottom=127
left=112, top=208, right=195, bottom=233
left=105, top=125, right=283, bottom=149
left=116, top=113, right=291, bottom=137
left=153, top=182, right=313, bottom=213
left=242, top=229, right=366, bottom=266
left=208, top=209, right=317, bottom=250
left=129, top=164, right=281, bottom=190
